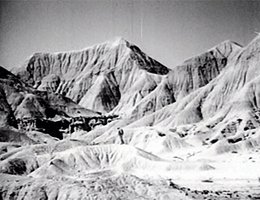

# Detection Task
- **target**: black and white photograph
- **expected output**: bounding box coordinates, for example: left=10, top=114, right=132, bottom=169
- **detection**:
left=0, top=0, right=260, bottom=199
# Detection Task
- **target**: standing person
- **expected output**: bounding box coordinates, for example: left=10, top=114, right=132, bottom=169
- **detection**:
left=117, top=128, right=124, bottom=144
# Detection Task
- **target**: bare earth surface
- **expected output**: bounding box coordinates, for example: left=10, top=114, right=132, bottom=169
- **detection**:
left=1, top=36, right=260, bottom=199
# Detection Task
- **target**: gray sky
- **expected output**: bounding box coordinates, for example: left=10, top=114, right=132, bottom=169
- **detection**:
left=0, top=0, right=260, bottom=70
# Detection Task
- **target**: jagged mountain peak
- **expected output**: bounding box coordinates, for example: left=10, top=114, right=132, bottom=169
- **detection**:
left=21, top=37, right=168, bottom=75
left=108, top=36, right=130, bottom=47
left=106, top=37, right=150, bottom=59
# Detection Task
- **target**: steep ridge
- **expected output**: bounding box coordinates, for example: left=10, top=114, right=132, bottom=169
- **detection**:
left=16, top=38, right=169, bottom=113
left=158, top=36, right=260, bottom=127
left=166, top=40, right=241, bottom=99
left=118, top=40, right=241, bottom=120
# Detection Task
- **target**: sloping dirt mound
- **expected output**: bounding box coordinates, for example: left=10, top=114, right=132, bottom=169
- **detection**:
left=31, top=144, right=169, bottom=178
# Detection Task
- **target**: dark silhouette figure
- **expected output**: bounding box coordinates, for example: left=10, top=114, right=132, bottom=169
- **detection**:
left=117, top=128, right=124, bottom=144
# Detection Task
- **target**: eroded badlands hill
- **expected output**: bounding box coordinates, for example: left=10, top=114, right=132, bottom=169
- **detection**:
left=17, top=38, right=240, bottom=120
left=1, top=36, right=260, bottom=200
left=16, top=38, right=169, bottom=113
